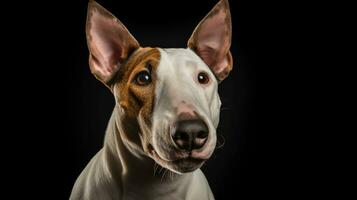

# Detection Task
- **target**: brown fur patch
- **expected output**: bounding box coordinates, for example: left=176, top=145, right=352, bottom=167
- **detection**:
left=113, top=47, right=161, bottom=147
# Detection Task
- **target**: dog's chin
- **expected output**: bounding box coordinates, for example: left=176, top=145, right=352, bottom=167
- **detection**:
left=148, top=147, right=206, bottom=174
left=169, top=158, right=205, bottom=173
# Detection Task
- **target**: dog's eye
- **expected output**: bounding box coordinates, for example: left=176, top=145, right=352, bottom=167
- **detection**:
left=135, top=71, right=151, bottom=86
left=197, top=72, right=210, bottom=84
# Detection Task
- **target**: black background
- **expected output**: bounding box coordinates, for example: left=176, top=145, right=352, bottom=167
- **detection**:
left=1, top=0, right=314, bottom=199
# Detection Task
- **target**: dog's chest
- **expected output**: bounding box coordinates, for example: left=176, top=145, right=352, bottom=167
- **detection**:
left=121, top=170, right=214, bottom=200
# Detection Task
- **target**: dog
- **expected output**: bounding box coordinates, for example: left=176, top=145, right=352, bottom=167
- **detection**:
left=70, top=0, right=233, bottom=199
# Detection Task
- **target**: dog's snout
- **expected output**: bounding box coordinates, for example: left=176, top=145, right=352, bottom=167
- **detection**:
left=172, top=119, right=208, bottom=151
left=176, top=101, right=197, bottom=120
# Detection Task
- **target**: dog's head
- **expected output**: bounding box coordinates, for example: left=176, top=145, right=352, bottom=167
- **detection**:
left=86, top=0, right=232, bottom=173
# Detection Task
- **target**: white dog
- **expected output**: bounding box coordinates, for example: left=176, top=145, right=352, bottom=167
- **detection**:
left=70, top=0, right=233, bottom=199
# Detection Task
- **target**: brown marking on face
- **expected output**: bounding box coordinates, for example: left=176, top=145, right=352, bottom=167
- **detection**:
left=112, top=47, right=161, bottom=149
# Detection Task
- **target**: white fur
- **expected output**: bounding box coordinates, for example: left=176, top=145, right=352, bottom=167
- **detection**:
left=70, top=48, right=219, bottom=200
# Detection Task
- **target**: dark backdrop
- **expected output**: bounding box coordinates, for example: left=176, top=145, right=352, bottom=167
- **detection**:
left=2, top=0, right=302, bottom=199
left=68, top=0, right=257, bottom=199
left=65, top=1, right=257, bottom=199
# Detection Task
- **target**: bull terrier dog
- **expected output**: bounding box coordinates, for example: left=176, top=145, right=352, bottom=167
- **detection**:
left=70, top=0, right=233, bottom=199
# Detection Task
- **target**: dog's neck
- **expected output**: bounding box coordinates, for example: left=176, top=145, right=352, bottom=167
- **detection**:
left=102, top=106, right=193, bottom=196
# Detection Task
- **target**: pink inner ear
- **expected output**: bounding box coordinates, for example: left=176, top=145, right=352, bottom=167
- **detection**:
left=88, top=12, right=125, bottom=78
left=197, top=10, right=227, bottom=47
left=190, top=5, right=232, bottom=81
left=86, top=2, right=140, bottom=84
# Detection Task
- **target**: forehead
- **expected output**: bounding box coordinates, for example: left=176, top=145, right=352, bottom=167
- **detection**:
left=157, top=48, right=213, bottom=76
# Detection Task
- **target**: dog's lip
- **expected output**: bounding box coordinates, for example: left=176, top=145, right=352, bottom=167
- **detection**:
left=148, top=144, right=206, bottom=163
left=148, top=144, right=177, bottom=162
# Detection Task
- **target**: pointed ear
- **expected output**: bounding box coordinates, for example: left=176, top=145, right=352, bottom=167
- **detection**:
left=188, top=0, right=233, bottom=82
left=86, top=1, right=140, bottom=86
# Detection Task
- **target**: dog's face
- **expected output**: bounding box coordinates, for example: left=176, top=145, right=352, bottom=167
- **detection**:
left=86, top=0, right=232, bottom=173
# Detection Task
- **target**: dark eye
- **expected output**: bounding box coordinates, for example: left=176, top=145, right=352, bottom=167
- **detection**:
left=135, top=71, right=151, bottom=86
left=197, top=72, right=210, bottom=84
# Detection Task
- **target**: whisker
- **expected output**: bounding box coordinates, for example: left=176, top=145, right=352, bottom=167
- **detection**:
left=170, top=171, right=175, bottom=182
left=217, top=127, right=224, bottom=132
left=153, top=163, right=159, bottom=176
left=159, top=165, right=164, bottom=174
left=216, top=134, right=226, bottom=149
left=161, top=169, right=168, bottom=182
left=220, top=107, right=231, bottom=111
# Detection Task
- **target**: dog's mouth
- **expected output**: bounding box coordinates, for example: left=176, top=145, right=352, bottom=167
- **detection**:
left=148, top=144, right=206, bottom=173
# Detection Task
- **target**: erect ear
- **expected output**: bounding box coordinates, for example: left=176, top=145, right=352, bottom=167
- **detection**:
left=188, top=0, right=233, bottom=82
left=86, top=1, right=140, bottom=86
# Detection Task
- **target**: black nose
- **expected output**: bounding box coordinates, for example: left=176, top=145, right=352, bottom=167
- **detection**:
left=172, top=119, right=209, bottom=151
